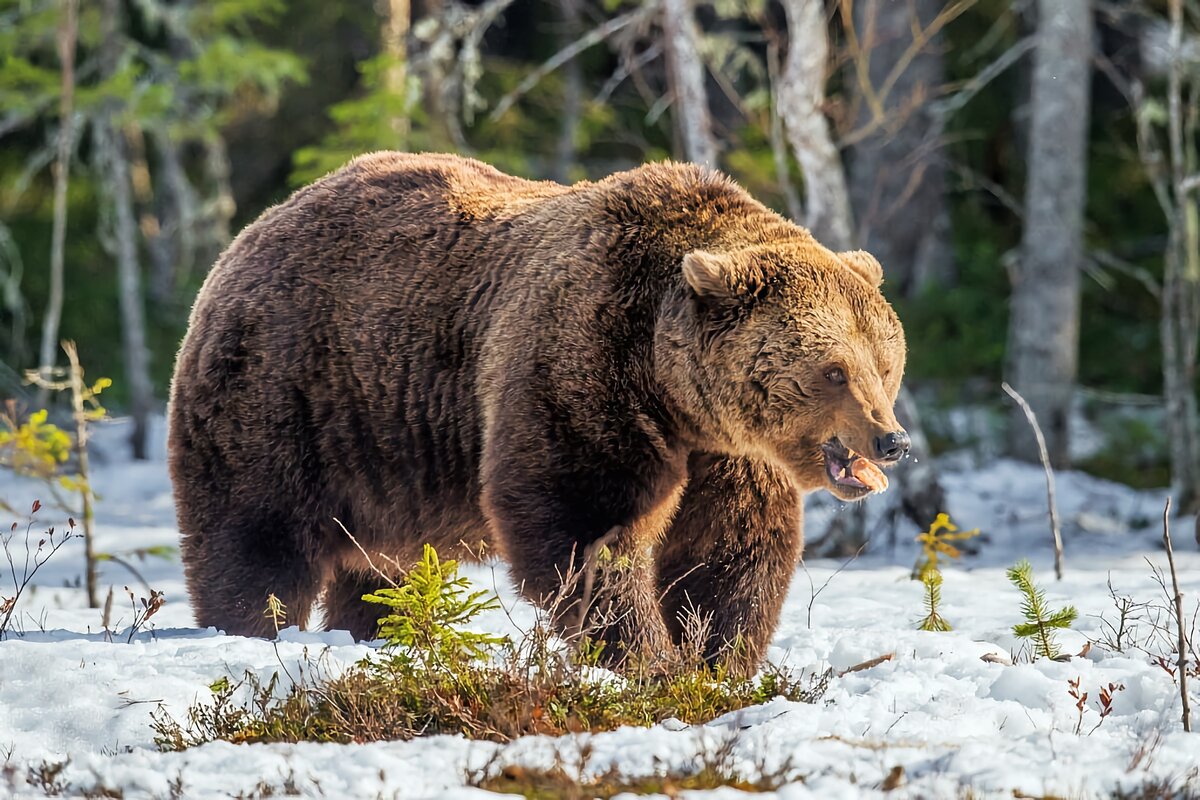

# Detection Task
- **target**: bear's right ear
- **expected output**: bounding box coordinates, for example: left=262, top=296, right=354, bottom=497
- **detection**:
left=682, top=251, right=732, bottom=298
left=838, top=250, right=884, bottom=287
left=682, top=250, right=765, bottom=301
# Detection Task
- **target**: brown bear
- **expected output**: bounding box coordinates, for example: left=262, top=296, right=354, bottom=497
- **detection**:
left=168, top=152, right=908, bottom=675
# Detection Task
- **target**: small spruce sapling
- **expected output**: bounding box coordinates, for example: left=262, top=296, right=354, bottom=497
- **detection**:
left=362, top=543, right=509, bottom=670
left=917, top=564, right=953, bottom=632
left=1007, top=559, right=1077, bottom=660
left=912, top=513, right=978, bottom=632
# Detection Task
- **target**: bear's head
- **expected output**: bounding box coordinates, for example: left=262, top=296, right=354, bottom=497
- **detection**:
left=657, top=242, right=908, bottom=501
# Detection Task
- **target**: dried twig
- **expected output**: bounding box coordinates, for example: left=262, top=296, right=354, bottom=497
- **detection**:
left=63, top=342, right=97, bottom=607
left=334, top=517, right=401, bottom=589
left=1162, top=497, right=1192, bottom=732
left=574, top=525, right=622, bottom=638
left=802, top=542, right=867, bottom=628
left=838, top=652, right=894, bottom=677
left=1002, top=382, right=1064, bottom=580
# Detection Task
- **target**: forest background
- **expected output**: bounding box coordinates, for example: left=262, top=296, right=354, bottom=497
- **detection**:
left=1, top=0, right=1198, bottom=533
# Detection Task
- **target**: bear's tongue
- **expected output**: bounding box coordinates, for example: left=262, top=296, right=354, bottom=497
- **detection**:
left=828, top=455, right=868, bottom=488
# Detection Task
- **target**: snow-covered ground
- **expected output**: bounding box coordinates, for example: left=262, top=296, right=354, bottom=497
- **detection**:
left=1, top=417, right=1199, bottom=799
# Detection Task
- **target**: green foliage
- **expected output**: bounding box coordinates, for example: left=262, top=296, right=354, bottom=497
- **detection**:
left=0, top=395, right=105, bottom=514
left=151, top=545, right=830, bottom=749
left=895, top=218, right=1012, bottom=383
left=916, top=564, right=952, bottom=632
left=291, top=53, right=414, bottom=183
left=0, top=0, right=310, bottom=403
left=0, top=409, right=70, bottom=483
left=1006, top=560, right=1077, bottom=661
left=362, top=543, right=508, bottom=668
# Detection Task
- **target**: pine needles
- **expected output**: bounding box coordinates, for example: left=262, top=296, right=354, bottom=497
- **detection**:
left=916, top=565, right=952, bottom=632
left=1007, top=559, right=1077, bottom=660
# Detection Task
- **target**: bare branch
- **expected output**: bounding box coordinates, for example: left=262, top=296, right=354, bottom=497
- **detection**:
left=1002, top=382, right=1065, bottom=580
left=1087, top=247, right=1163, bottom=300
left=1161, top=498, right=1192, bottom=732
left=488, top=1, right=660, bottom=122
left=932, top=35, right=1036, bottom=121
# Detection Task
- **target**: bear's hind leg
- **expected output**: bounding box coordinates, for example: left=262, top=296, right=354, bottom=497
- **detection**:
left=182, top=511, right=322, bottom=638
left=656, top=454, right=803, bottom=678
left=322, top=570, right=386, bottom=642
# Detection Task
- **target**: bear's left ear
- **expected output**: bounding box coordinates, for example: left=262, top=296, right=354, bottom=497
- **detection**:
left=838, top=250, right=884, bottom=288
left=682, top=250, right=767, bottom=301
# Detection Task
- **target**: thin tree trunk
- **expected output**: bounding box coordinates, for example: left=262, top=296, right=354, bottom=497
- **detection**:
left=102, top=125, right=153, bottom=460
left=202, top=135, right=235, bottom=262
left=96, top=0, right=152, bottom=459
left=847, top=0, right=955, bottom=297
left=553, top=0, right=584, bottom=183
left=383, top=0, right=411, bottom=147
left=1162, top=0, right=1200, bottom=513
left=64, top=341, right=98, bottom=608
left=38, top=0, right=78, bottom=387
left=766, top=40, right=803, bottom=222
left=147, top=129, right=197, bottom=304
left=661, top=0, right=718, bottom=167
left=778, top=0, right=853, bottom=251
left=1005, top=0, right=1093, bottom=468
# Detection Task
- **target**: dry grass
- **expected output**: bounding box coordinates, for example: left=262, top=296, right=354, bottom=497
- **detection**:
left=151, top=545, right=830, bottom=749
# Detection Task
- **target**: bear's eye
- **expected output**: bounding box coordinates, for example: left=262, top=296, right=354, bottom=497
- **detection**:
left=825, top=366, right=848, bottom=386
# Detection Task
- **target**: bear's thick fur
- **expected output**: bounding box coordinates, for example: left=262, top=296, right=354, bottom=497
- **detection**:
left=169, top=152, right=907, bottom=674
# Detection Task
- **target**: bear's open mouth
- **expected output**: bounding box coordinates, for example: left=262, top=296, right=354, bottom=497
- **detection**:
left=820, top=438, right=889, bottom=494
left=822, top=439, right=867, bottom=489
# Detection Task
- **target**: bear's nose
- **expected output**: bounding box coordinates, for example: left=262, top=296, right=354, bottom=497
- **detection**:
left=873, top=431, right=910, bottom=462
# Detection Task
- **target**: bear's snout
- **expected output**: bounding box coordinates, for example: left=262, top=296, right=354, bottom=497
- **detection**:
left=873, top=430, right=910, bottom=462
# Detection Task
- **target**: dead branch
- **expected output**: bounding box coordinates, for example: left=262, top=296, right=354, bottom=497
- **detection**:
left=1162, top=498, right=1192, bottom=732
left=838, top=652, right=894, bottom=676
left=573, top=524, right=621, bottom=638
left=334, top=517, right=401, bottom=589
left=662, top=0, right=717, bottom=165
left=594, top=42, right=662, bottom=104
left=931, top=35, right=1036, bottom=121
left=1002, top=382, right=1065, bottom=580
left=838, top=0, right=977, bottom=129
left=489, top=1, right=660, bottom=122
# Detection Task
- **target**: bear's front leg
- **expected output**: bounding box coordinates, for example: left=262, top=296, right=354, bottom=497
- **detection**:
left=482, top=466, right=683, bottom=672
left=656, top=454, right=803, bottom=678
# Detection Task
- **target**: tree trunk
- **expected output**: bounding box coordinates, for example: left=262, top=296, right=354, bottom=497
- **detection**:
left=778, top=0, right=853, bottom=251
left=1005, top=0, right=1093, bottom=468
left=99, top=124, right=154, bottom=460
left=147, top=128, right=198, bottom=305
left=553, top=0, right=584, bottom=183
left=95, top=0, right=151, bottom=459
left=38, top=0, right=78, bottom=387
left=661, top=0, right=718, bottom=167
left=1162, top=0, right=1200, bottom=514
left=847, top=0, right=955, bottom=297
left=383, top=0, right=411, bottom=147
